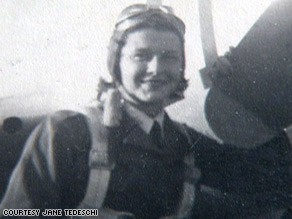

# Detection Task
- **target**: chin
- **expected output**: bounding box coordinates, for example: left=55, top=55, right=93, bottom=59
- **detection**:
left=140, top=95, right=168, bottom=104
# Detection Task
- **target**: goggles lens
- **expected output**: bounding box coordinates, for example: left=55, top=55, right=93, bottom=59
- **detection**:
left=115, top=4, right=185, bottom=35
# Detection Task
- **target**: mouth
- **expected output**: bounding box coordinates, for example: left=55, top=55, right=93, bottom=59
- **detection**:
left=141, top=78, right=167, bottom=86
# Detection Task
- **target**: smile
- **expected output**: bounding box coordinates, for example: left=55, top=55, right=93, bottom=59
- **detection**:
left=141, top=79, right=167, bottom=86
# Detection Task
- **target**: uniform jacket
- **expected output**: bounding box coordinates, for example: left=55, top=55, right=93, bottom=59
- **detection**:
left=0, top=109, right=198, bottom=218
left=1, top=109, right=292, bottom=218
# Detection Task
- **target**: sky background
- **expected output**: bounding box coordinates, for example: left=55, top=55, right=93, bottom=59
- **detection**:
left=0, top=0, right=274, bottom=137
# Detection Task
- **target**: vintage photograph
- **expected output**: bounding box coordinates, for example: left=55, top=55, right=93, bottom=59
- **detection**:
left=0, top=0, right=291, bottom=218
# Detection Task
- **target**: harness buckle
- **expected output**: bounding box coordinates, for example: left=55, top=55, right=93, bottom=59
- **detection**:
left=89, top=149, right=115, bottom=170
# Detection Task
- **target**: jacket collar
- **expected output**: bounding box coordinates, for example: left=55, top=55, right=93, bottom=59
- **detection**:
left=119, top=110, right=152, bottom=148
left=124, top=103, right=165, bottom=134
left=118, top=110, right=190, bottom=157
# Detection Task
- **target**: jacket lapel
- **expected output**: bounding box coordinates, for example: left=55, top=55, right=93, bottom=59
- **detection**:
left=163, top=114, right=190, bottom=157
left=115, top=111, right=190, bottom=155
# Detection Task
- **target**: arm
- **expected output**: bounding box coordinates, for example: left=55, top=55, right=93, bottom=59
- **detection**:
left=191, top=129, right=292, bottom=217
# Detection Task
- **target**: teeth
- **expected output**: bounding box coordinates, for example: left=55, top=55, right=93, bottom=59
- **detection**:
left=143, top=80, right=164, bottom=83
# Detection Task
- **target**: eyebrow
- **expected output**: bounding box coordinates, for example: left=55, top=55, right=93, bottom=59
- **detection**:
left=161, top=50, right=179, bottom=55
left=133, top=48, right=180, bottom=54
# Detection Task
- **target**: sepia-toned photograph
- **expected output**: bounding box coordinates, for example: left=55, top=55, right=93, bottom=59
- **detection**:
left=0, top=0, right=291, bottom=218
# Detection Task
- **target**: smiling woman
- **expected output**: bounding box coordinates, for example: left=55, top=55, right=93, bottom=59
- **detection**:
left=119, top=29, right=184, bottom=116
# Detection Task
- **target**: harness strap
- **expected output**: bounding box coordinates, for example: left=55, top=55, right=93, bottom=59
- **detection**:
left=176, top=153, right=197, bottom=218
left=78, top=108, right=114, bottom=212
left=165, top=122, right=201, bottom=219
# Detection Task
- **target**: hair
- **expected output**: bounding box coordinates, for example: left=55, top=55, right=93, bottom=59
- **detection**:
left=106, top=8, right=188, bottom=99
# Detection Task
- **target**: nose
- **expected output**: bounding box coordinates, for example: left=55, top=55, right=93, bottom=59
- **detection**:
left=147, top=55, right=162, bottom=74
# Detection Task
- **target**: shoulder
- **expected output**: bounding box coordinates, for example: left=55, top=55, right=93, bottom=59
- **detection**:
left=45, top=109, right=88, bottom=127
left=39, top=108, right=104, bottom=151
left=43, top=107, right=104, bottom=131
left=168, top=116, right=220, bottom=149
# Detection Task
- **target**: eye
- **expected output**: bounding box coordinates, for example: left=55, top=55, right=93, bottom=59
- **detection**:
left=132, top=53, right=153, bottom=61
left=160, top=51, right=179, bottom=61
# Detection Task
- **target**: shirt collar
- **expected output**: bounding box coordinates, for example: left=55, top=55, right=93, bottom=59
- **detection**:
left=125, top=103, right=165, bottom=134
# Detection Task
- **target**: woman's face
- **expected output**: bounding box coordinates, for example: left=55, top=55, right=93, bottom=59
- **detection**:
left=119, top=28, right=183, bottom=104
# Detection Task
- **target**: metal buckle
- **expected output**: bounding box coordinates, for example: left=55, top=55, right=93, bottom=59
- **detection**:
left=89, top=149, right=115, bottom=170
